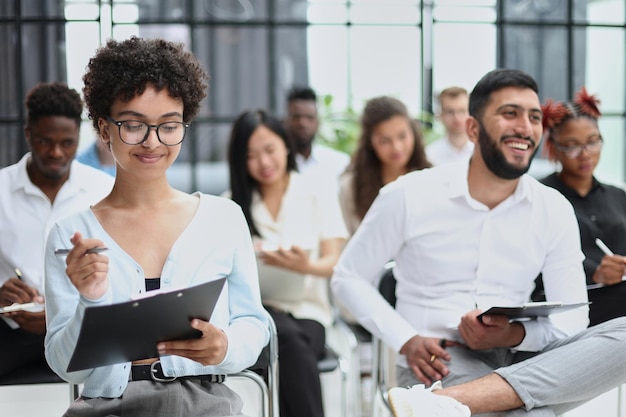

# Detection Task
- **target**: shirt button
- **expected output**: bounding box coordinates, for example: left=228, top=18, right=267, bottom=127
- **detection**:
left=590, top=215, right=597, bottom=222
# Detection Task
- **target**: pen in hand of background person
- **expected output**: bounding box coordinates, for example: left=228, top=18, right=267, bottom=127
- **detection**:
left=593, top=238, right=626, bottom=286
left=0, top=269, right=46, bottom=334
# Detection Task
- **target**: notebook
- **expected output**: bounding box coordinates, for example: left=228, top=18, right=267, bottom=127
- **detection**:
left=66, top=278, right=226, bottom=372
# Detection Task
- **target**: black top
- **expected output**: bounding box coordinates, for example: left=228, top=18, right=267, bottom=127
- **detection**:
left=145, top=278, right=161, bottom=292
left=541, top=172, right=626, bottom=326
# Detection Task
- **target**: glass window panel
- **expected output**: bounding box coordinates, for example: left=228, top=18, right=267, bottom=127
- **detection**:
left=112, top=24, right=140, bottom=40
left=0, top=2, right=15, bottom=17
left=168, top=122, right=231, bottom=195
left=432, top=23, right=496, bottom=95
left=22, top=24, right=68, bottom=89
left=433, top=5, right=496, bottom=22
left=349, top=4, right=421, bottom=24
left=198, top=0, right=268, bottom=22
left=64, top=1, right=100, bottom=20
left=349, top=26, right=422, bottom=115
left=65, top=22, right=101, bottom=93
left=138, top=24, right=190, bottom=44
left=194, top=26, right=270, bottom=118
left=596, top=116, right=625, bottom=183
left=305, top=4, right=349, bottom=23
left=111, top=0, right=187, bottom=21
left=579, top=27, right=625, bottom=113
left=274, top=0, right=340, bottom=22
left=575, top=0, right=625, bottom=24
left=112, top=2, right=140, bottom=23
left=274, top=27, right=311, bottom=117
left=434, top=0, right=495, bottom=6
left=502, top=0, right=570, bottom=22
left=0, top=24, right=18, bottom=119
left=21, top=0, right=65, bottom=18
left=307, top=26, right=349, bottom=112
left=502, top=26, right=569, bottom=103
left=0, top=125, right=23, bottom=168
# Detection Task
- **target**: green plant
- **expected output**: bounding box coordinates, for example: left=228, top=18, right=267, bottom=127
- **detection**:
left=317, top=94, right=360, bottom=155
left=317, top=94, right=444, bottom=154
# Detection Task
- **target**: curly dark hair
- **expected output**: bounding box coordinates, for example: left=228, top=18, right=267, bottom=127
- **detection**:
left=25, top=82, right=83, bottom=127
left=350, top=96, right=431, bottom=220
left=83, top=36, right=209, bottom=131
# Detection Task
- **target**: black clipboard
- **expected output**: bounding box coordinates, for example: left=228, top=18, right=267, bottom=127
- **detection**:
left=67, top=278, right=226, bottom=372
left=477, top=301, right=590, bottom=322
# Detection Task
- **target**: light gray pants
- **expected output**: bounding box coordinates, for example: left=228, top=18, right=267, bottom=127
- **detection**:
left=397, top=316, right=626, bottom=417
left=64, top=379, right=246, bottom=417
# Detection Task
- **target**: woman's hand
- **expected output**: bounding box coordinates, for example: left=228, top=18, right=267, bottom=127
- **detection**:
left=157, top=319, right=228, bottom=366
left=593, top=255, right=626, bottom=286
left=258, top=245, right=311, bottom=274
left=65, top=232, right=110, bottom=300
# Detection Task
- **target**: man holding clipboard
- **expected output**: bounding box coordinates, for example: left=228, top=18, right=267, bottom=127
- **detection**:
left=332, top=69, right=626, bottom=417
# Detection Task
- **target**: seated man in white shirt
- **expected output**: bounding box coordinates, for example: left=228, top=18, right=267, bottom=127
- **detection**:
left=331, top=68, right=626, bottom=417
left=0, top=82, right=113, bottom=377
left=426, top=86, right=474, bottom=165
left=284, top=86, right=350, bottom=182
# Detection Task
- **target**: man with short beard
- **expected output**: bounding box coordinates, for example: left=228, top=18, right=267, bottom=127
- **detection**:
left=0, top=82, right=113, bottom=378
left=332, top=68, right=626, bottom=416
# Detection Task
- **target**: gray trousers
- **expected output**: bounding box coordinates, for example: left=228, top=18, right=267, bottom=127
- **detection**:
left=397, top=316, right=626, bottom=417
left=64, top=379, right=247, bottom=417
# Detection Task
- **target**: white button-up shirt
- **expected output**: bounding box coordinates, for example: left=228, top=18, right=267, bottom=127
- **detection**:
left=331, top=161, right=588, bottom=365
left=0, top=154, right=113, bottom=327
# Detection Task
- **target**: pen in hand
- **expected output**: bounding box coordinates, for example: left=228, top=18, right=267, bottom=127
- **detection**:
left=592, top=238, right=626, bottom=287
left=54, top=247, right=109, bottom=256
left=595, top=238, right=614, bottom=256
left=430, top=338, right=447, bottom=363
left=14, top=267, right=23, bottom=281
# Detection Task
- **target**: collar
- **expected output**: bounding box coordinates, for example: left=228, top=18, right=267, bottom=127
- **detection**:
left=446, top=159, right=533, bottom=207
left=12, top=152, right=83, bottom=197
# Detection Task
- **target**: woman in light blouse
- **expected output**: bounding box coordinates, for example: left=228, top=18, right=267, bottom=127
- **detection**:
left=226, top=109, right=347, bottom=417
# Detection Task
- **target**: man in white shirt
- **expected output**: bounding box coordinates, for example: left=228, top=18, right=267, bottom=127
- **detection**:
left=284, top=86, right=350, bottom=182
left=426, top=86, right=474, bottom=165
left=332, top=69, right=626, bottom=417
left=0, top=82, right=113, bottom=377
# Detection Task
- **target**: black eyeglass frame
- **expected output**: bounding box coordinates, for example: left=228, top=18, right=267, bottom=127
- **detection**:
left=553, top=137, right=604, bottom=159
left=106, top=116, right=190, bottom=146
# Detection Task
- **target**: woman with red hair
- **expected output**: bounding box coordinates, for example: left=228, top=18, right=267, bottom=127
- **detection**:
left=540, top=87, right=626, bottom=326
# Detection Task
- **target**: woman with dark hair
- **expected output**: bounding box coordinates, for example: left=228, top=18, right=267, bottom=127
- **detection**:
left=226, top=109, right=347, bottom=417
left=339, top=96, right=431, bottom=235
left=541, top=87, right=626, bottom=326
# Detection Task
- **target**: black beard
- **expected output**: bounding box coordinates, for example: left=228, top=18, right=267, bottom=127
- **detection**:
left=477, top=122, right=538, bottom=180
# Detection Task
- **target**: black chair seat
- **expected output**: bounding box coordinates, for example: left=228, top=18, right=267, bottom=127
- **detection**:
left=0, top=361, right=64, bottom=385
left=317, top=345, right=340, bottom=373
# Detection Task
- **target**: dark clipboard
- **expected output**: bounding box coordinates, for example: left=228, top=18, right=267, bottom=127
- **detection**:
left=477, top=301, right=590, bottom=322
left=67, top=278, right=226, bottom=372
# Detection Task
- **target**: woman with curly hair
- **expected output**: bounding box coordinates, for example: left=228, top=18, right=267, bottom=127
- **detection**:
left=339, top=96, right=431, bottom=236
left=540, top=87, right=626, bottom=326
left=44, top=37, right=269, bottom=416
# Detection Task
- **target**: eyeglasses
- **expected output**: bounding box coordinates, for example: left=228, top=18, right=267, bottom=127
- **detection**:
left=106, top=116, right=189, bottom=146
left=553, top=138, right=603, bottom=159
